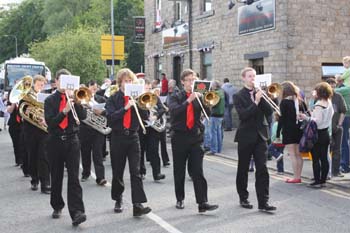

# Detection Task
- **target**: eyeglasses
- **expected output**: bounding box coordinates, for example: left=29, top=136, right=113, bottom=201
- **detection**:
left=184, top=79, right=195, bottom=83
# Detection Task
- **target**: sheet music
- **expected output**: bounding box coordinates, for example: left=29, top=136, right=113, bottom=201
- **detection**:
left=60, top=75, right=80, bottom=90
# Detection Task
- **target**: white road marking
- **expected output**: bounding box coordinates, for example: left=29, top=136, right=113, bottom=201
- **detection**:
left=80, top=165, right=183, bottom=233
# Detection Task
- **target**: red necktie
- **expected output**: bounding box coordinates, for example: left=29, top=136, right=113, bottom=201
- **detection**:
left=15, top=105, right=21, bottom=123
left=123, top=96, right=131, bottom=129
left=186, top=93, right=194, bottom=129
left=59, top=94, right=68, bottom=129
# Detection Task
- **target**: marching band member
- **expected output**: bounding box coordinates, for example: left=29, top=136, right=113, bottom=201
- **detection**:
left=21, top=75, right=50, bottom=193
left=105, top=68, right=151, bottom=217
left=168, top=69, right=218, bottom=212
left=144, top=80, right=166, bottom=181
left=79, top=80, right=107, bottom=185
left=233, top=67, right=276, bottom=212
left=44, top=69, right=87, bottom=226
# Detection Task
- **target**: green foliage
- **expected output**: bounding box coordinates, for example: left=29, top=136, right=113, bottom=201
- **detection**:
left=0, top=0, right=47, bottom=63
left=29, top=27, right=107, bottom=85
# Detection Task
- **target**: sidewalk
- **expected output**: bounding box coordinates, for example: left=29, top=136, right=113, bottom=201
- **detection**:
left=217, top=129, right=350, bottom=189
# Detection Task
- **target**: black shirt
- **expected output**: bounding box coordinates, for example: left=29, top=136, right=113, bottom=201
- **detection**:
left=105, top=90, right=148, bottom=132
left=44, top=91, right=87, bottom=136
left=168, top=90, right=209, bottom=133
left=7, top=101, right=21, bottom=127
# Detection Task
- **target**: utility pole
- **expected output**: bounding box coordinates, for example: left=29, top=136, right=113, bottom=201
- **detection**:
left=111, top=0, right=115, bottom=79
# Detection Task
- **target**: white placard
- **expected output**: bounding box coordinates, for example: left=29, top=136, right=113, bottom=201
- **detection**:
left=255, top=74, right=272, bottom=89
left=92, top=103, right=105, bottom=110
left=124, top=84, right=144, bottom=97
left=60, top=75, right=80, bottom=90
left=37, top=93, right=50, bottom=103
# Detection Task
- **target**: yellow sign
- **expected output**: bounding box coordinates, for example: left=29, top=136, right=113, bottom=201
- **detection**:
left=101, top=35, right=125, bottom=60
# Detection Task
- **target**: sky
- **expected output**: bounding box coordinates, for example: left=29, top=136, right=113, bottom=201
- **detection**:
left=1, top=0, right=23, bottom=4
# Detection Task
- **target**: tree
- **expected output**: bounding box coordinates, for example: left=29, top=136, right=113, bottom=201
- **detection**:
left=29, top=27, right=107, bottom=84
left=0, top=0, right=47, bottom=63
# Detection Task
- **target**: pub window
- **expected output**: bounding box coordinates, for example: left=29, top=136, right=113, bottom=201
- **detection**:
left=250, top=58, right=264, bottom=75
left=204, top=0, right=212, bottom=12
left=154, top=57, right=160, bottom=80
left=175, top=2, right=182, bottom=21
left=201, top=51, right=213, bottom=80
left=156, top=0, right=161, bottom=10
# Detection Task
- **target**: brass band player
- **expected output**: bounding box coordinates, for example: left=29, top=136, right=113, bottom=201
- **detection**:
left=79, top=80, right=107, bottom=186
left=168, top=69, right=218, bottom=212
left=20, top=75, right=51, bottom=194
left=44, top=69, right=87, bottom=226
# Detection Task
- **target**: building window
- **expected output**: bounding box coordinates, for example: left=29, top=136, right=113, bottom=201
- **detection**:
left=204, top=0, right=212, bottom=12
left=175, top=2, right=181, bottom=21
left=201, top=51, right=212, bottom=80
left=154, top=0, right=162, bottom=32
left=250, top=58, right=264, bottom=75
left=156, top=0, right=161, bottom=10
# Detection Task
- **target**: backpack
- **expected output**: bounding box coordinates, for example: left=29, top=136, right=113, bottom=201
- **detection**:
left=299, top=120, right=318, bottom=153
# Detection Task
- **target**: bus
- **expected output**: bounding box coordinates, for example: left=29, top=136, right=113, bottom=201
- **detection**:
left=1, top=57, right=48, bottom=91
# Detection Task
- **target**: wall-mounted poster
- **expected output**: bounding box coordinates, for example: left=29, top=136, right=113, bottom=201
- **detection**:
left=134, top=16, right=145, bottom=41
left=162, top=23, right=189, bottom=49
left=238, top=0, right=275, bottom=35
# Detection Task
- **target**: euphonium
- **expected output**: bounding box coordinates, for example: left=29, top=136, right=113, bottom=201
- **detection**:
left=82, top=108, right=112, bottom=135
left=10, top=76, right=48, bottom=132
left=203, top=91, right=220, bottom=107
left=104, top=84, right=119, bottom=98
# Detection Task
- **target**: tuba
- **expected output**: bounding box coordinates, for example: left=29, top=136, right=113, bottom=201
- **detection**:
left=203, top=91, right=220, bottom=107
left=10, top=76, right=48, bottom=132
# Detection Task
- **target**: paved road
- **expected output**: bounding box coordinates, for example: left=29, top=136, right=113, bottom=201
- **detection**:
left=0, top=130, right=350, bottom=233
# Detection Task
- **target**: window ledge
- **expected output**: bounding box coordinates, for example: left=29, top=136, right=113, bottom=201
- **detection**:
left=195, top=10, right=215, bottom=20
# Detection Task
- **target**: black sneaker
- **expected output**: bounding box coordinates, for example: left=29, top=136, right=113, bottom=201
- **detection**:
left=198, top=203, right=219, bottom=213
left=240, top=200, right=253, bottom=209
left=81, top=175, right=89, bottom=182
left=31, top=183, right=38, bottom=191
left=258, top=204, right=277, bottom=212
left=72, top=211, right=86, bottom=226
left=97, top=178, right=107, bottom=186
left=175, top=200, right=184, bottom=209
left=114, top=200, right=123, bottom=213
left=52, top=209, right=62, bottom=219
left=133, top=204, right=152, bottom=217
left=308, top=181, right=321, bottom=188
left=154, top=174, right=166, bottom=181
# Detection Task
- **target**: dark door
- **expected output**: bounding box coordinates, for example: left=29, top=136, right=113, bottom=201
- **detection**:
left=173, top=56, right=182, bottom=88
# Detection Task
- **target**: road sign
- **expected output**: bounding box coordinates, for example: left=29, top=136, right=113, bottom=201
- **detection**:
left=101, top=35, right=125, bottom=60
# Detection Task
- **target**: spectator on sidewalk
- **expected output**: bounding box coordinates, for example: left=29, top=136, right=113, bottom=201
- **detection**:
left=160, top=73, right=168, bottom=96
left=207, top=80, right=225, bottom=155
left=268, top=113, right=284, bottom=174
left=276, top=81, right=307, bottom=184
left=341, top=56, right=350, bottom=86
left=221, top=78, right=236, bottom=131
left=299, top=82, right=334, bottom=188
left=326, top=78, right=346, bottom=178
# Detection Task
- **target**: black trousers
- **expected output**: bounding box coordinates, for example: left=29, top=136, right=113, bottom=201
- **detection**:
left=110, top=131, right=147, bottom=204
left=47, top=134, right=85, bottom=219
left=160, top=131, right=170, bottom=165
left=8, top=124, right=23, bottom=165
left=19, top=126, right=30, bottom=175
left=331, top=127, right=343, bottom=175
left=79, top=125, right=105, bottom=181
left=146, top=128, right=162, bottom=179
left=171, top=131, right=208, bottom=204
left=138, top=128, right=147, bottom=175
left=311, top=129, right=330, bottom=183
left=236, top=136, right=270, bottom=206
left=24, top=125, right=50, bottom=187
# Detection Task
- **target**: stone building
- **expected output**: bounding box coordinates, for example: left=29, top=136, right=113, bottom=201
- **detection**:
left=144, top=0, right=350, bottom=94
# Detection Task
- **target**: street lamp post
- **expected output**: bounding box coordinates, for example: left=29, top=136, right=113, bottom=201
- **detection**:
left=1, top=34, right=18, bottom=57
left=111, top=0, right=115, bottom=79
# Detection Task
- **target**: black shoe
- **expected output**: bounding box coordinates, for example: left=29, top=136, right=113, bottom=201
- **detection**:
left=258, top=204, right=277, bottom=212
left=224, top=128, right=232, bottom=131
left=198, top=203, right=219, bottom=213
left=175, top=200, right=185, bottom=209
left=140, top=174, right=146, bottom=180
left=41, top=186, right=51, bottom=194
left=163, top=162, right=170, bottom=167
left=133, top=204, right=152, bottom=217
left=31, top=183, right=38, bottom=191
left=72, top=211, right=87, bottom=226
left=308, top=181, right=321, bottom=188
left=240, top=200, right=253, bottom=209
left=52, top=209, right=62, bottom=219
left=114, top=200, right=123, bottom=213
left=81, top=175, right=89, bottom=182
left=154, top=174, right=166, bottom=181
left=97, top=178, right=107, bottom=186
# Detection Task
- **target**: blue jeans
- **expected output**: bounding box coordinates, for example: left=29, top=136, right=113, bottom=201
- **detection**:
left=341, top=116, right=350, bottom=172
left=210, top=117, right=223, bottom=153
left=224, top=104, right=234, bottom=130
left=203, top=119, right=211, bottom=149
left=268, top=144, right=284, bottom=172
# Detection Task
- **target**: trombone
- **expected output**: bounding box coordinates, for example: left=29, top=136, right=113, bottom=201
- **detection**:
left=65, top=87, right=92, bottom=125
left=254, top=82, right=281, bottom=116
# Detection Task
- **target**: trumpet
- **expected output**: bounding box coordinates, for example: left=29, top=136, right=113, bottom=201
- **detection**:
left=254, top=82, right=281, bottom=115
left=203, top=91, right=220, bottom=107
